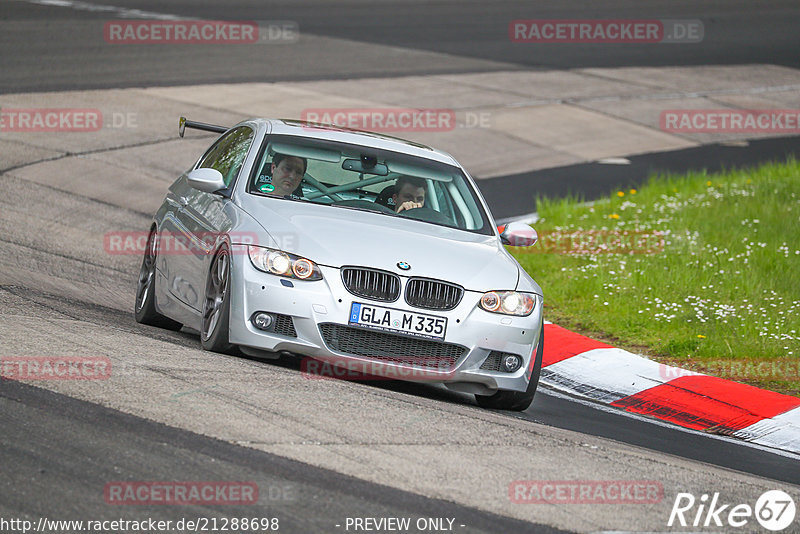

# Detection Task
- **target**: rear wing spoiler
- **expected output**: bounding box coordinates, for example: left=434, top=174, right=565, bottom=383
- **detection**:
left=178, top=116, right=228, bottom=137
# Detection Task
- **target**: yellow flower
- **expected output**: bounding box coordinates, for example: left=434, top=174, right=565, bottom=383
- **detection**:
left=672, top=188, right=678, bottom=193
left=706, top=181, right=712, bottom=186
left=617, top=191, right=625, bottom=197
left=697, top=334, right=706, bottom=339
left=746, top=179, right=752, bottom=184
left=609, top=213, right=620, bottom=219
left=629, top=189, right=637, bottom=194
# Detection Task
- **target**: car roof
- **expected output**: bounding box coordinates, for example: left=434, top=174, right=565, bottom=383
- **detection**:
left=247, top=118, right=460, bottom=167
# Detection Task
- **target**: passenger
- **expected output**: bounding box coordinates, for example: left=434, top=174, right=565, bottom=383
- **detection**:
left=256, top=154, right=307, bottom=197
left=392, top=176, right=426, bottom=213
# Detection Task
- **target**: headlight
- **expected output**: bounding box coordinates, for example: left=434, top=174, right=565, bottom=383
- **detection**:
left=247, top=246, right=322, bottom=281
left=479, top=291, right=535, bottom=316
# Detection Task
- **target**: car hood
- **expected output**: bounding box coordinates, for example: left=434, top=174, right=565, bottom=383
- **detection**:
left=238, top=196, right=521, bottom=292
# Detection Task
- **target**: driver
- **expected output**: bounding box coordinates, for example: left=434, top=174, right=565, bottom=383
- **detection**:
left=255, top=154, right=307, bottom=197
left=392, top=176, right=426, bottom=213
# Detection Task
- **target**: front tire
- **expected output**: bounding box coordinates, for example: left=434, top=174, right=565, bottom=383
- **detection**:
left=475, top=326, right=544, bottom=411
left=201, top=244, right=237, bottom=354
left=134, top=226, right=182, bottom=331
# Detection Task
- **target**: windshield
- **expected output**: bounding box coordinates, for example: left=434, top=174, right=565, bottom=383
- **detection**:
left=246, top=134, right=492, bottom=235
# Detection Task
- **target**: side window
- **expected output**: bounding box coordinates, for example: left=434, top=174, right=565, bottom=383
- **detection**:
left=197, top=127, right=255, bottom=186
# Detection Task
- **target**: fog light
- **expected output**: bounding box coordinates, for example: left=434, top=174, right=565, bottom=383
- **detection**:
left=501, top=354, right=522, bottom=373
left=252, top=312, right=274, bottom=331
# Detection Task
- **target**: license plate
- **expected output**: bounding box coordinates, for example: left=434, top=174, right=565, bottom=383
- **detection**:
left=349, top=302, right=447, bottom=341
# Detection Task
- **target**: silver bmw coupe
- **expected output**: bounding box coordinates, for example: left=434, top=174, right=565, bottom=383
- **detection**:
left=135, top=117, right=543, bottom=410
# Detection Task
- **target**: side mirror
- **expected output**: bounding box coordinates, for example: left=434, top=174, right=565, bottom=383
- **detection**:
left=499, top=222, right=538, bottom=247
left=186, top=168, right=226, bottom=193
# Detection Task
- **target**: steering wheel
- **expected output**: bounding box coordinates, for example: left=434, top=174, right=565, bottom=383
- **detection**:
left=397, top=206, right=454, bottom=226
left=332, top=199, right=396, bottom=214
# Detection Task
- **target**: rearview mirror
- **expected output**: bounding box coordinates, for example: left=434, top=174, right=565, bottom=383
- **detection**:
left=499, top=222, right=538, bottom=247
left=342, top=158, right=389, bottom=176
left=186, top=168, right=225, bottom=193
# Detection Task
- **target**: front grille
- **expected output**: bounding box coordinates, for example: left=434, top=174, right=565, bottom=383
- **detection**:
left=341, top=267, right=400, bottom=302
left=319, top=323, right=466, bottom=370
left=273, top=313, right=297, bottom=337
left=405, top=278, right=463, bottom=311
left=480, top=351, right=519, bottom=372
left=480, top=352, right=503, bottom=371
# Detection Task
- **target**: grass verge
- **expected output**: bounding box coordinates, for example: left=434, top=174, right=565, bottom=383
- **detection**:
left=511, top=158, right=800, bottom=397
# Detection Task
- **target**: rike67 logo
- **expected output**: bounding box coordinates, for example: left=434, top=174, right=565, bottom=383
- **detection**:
left=669, top=490, right=796, bottom=531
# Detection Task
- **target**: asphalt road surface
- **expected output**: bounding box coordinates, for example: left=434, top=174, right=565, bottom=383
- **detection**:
left=0, top=378, right=565, bottom=534
left=1, top=0, right=799, bottom=92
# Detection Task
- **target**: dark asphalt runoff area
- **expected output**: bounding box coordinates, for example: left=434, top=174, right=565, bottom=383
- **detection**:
left=487, top=135, right=800, bottom=220
left=2, top=0, right=800, bottom=92
left=0, top=378, right=566, bottom=534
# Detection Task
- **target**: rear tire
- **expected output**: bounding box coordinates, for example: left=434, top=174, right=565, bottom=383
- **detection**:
left=201, top=244, right=237, bottom=354
left=475, top=326, right=543, bottom=411
left=134, top=226, right=182, bottom=331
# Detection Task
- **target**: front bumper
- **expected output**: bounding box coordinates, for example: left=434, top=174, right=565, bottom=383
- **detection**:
left=228, top=245, right=543, bottom=394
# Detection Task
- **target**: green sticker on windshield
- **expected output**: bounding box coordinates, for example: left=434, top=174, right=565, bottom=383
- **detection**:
left=259, top=184, right=275, bottom=192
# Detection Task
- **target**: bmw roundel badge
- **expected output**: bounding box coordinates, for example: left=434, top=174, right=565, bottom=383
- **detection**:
left=397, top=261, right=411, bottom=271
